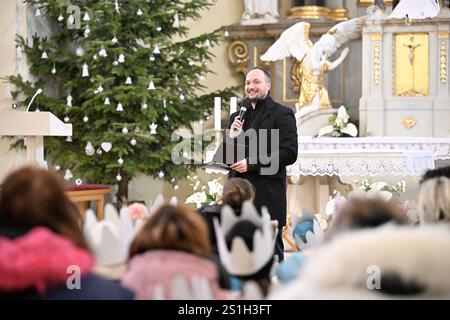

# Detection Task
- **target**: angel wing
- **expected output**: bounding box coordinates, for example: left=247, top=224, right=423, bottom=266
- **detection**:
left=260, top=22, right=313, bottom=62
left=326, top=16, right=366, bottom=49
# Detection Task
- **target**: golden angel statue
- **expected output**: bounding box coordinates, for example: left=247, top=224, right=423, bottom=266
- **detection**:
left=261, top=17, right=366, bottom=118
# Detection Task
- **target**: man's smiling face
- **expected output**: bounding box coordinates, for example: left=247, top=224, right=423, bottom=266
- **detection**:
left=245, top=69, right=270, bottom=103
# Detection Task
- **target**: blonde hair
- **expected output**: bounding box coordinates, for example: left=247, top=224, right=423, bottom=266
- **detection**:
left=418, top=177, right=450, bottom=224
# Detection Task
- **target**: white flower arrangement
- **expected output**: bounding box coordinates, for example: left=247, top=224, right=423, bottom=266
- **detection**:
left=350, top=178, right=406, bottom=201
left=185, top=175, right=223, bottom=208
left=325, top=178, right=407, bottom=216
left=318, top=105, right=358, bottom=137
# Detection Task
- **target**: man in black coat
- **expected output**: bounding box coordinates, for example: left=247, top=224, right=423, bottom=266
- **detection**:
left=227, top=67, right=298, bottom=261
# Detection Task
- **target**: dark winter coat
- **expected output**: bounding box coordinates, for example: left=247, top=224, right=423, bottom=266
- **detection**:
left=227, top=95, right=298, bottom=225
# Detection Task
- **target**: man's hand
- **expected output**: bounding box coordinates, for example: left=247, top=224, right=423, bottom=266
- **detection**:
left=229, top=117, right=244, bottom=139
left=230, top=159, right=248, bottom=173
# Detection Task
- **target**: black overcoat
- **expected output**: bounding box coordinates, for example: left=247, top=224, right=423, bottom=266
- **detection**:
left=227, top=95, right=298, bottom=225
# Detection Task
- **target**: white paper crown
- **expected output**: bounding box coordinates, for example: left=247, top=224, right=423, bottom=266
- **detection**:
left=152, top=275, right=214, bottom=300
left=83, top=203, right=140, bottom=266
left=214, top=201, right=276, bottom=276
left=147, top=194, right=178, bottom=215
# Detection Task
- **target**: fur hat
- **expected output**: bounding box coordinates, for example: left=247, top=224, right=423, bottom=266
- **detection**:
left=269, top=224, right=450, bottom=299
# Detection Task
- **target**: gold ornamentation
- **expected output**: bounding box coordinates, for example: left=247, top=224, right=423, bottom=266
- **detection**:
left=358, top=0, right=393, bottom=6
left=402, top=117, right=417, bottom=129
left=286, top=58, right=331, bottom=109
left=394, top=33, right=429, bottom=96
left=288, top=6, right=330, bottom=20
left=371, top=33, right=382, bottom=41
left=441, top=41, right=447, bottom=84
left=228, top=41, right=249, bottom=75
left=283, top=58, right=296, bottom=103
left=297, top=58, right=331, bottom=110
left=328, top=9, right=348, bottom=22
left=374, top=45, right=380, bottom=86
left=404, top=16, right=413, bottom=26
left=287, top=6, right=348, bottom=21
left=253, top=45, right=271, bottom=69
left=438, top=32, right=449, bottom=39
left=283, top=57, right=345, bottom=104
left=291, top=58, right=302, bottom=93
left=304, top=23, right=313, bottom=47
left=327, top=27, right=337, bottom=35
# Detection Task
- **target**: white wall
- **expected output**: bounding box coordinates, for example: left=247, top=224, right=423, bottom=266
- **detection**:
left=0, top=1, right=27, bottom=182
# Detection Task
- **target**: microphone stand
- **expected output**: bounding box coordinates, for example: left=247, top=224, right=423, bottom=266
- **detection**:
left=24, top=89, right=43, bottom=148
left=26, top=88, right=43, bottom=112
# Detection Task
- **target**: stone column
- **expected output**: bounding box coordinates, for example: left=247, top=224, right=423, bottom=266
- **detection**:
left=359, top=25, right=385, bottom=137
left=326, top=0, right=344, bottom=9
left=435, top=28, right=450, bottom=136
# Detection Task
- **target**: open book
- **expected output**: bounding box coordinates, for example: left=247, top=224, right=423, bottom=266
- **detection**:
left=203, top=139, right=248, bottom=171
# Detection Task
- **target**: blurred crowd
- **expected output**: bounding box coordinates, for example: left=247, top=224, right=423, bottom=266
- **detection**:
left=0, top=165, right=449, bottom=299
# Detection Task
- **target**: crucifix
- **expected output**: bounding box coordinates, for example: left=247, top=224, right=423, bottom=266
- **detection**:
left=403, top=36, right=422, bottom=65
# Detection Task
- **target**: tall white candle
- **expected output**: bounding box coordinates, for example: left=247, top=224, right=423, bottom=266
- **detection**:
left=214, top=97, right=221, bottom=130
left=230, top=97, right=237, bottom=115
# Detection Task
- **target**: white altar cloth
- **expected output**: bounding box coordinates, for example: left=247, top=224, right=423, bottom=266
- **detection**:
left=287, top=149, right=435, bottom=177
left=297, top=136, right=450, bottom=160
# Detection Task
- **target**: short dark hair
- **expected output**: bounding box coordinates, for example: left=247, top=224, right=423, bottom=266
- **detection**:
left=248, top=66, right=271, bottom=83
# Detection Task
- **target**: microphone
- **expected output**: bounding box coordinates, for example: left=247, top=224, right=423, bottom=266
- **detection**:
left=236, top=98, right=250, bottom=120
left=229, top=99, right=250, bottom=139
left=26, top=88, right=43, bottom=112
left=237, top=106, right=247, bottom=120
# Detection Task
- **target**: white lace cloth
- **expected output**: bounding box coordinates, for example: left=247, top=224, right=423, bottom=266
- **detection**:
left=287, top=149, right=436, bottom=177
left=297, top=136, right=450, bottom=160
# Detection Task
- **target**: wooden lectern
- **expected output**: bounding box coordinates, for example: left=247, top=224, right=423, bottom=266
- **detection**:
left=0, top=111, right=72, bottom=168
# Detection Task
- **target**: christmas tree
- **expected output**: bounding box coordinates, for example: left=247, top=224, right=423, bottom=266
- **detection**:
left=7, top=0, right=237, bottom=203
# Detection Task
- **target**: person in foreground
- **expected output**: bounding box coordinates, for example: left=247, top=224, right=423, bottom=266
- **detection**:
left=121, top=204, right=235, bottom=299
left=0, top=166, right=133, bottom=299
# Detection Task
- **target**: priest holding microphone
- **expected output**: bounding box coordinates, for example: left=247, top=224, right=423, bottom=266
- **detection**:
left=227, top=67, right=298, bottom=261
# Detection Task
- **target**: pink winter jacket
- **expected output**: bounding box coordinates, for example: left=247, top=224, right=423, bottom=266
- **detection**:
left=121, top=250, right=235, bottom=300
left=0, top=227, right=94, bottom=294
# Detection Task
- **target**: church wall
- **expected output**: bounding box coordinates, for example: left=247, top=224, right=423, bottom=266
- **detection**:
left=0, top=1, right=27, bottom=182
